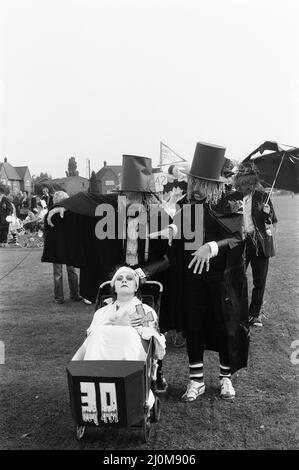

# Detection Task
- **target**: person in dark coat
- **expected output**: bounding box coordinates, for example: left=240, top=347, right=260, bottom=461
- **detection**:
left=233, top=164, right=278, bottom=327
left=50, top=191, right=82, bottom=304
left=13, top=191, right=23, bottom=219
left=41, top=186, right=54, bottom=210
left=0, top=184, right=13, bottom=246
left=163, top=164, right=188, bottom=194
left=30, top=192, right=38, bottom=212
left=162, top=143, right=249, bottom=402
left=18, top=190, right=30, bottom=220
left=42, top=155, right=171, bottom=393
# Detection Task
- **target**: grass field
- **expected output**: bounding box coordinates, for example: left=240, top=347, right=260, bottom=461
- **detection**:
left=0, top=195, right=298, bottom=450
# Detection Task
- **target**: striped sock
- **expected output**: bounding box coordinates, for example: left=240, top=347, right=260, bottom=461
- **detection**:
left=219, top=364, right=231, bottom=380
left=189, top=362, right=204, bottom=384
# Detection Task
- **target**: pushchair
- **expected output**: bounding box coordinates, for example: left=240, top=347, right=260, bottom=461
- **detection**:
left=66, top=280, right=163, bottom=443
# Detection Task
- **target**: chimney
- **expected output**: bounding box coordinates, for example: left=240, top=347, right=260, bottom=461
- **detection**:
left=4, top=157, right=7, bottom=163
left=104, top=161, right=107, bottom=167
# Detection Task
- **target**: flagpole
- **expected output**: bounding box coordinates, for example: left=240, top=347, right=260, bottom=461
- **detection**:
left=265, top=152, right=285, bottom=205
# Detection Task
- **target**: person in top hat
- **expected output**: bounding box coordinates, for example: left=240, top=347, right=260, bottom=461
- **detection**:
left=42, top=154, right=171, bottom=393
left=158, top=142, right=249, bottom=401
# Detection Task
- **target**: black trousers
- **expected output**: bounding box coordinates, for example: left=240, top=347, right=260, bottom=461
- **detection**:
left=245, top=237, right=269, bottom=319
left=0, top=223, right=9, bottom=243
left=183, top=260, right=230, bottom=366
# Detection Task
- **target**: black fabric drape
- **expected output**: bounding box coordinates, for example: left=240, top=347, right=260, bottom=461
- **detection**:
left=167, top=196, right=249, bottom=374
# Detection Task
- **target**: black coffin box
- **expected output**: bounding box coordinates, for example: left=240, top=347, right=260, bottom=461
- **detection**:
left=66, top=360, right=146, bottom=428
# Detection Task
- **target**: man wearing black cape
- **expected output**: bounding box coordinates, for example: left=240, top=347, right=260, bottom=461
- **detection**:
left=163, top=142, right=249, bottom=402
left=42, top=154, right=172, bottom=393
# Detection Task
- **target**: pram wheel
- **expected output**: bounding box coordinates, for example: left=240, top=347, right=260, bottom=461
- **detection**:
left=150, top=396, right=160, bottom=423
left=75, top=425, right=86, bottom=440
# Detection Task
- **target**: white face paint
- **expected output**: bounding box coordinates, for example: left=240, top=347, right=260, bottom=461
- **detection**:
left=114, top=269, right=137, bottom=297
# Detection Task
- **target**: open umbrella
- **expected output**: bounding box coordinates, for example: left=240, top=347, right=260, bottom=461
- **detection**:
left=242, top=141, right=299, bottom=201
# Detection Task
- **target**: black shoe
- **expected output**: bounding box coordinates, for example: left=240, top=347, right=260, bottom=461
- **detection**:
left=55, top=299, right=65, bottom=304
left=71, top=296, right=83, bottom=302
left=153, top=374, right=168, bottom=394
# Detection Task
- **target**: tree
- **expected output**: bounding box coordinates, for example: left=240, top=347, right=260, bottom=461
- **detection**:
left=88, top=171, right=98, bottom=193
left=66, top=157, right=79, bottom=177
left=32, top=172, right=52, bottom=183
left=32, top=173, right=53, bottom=196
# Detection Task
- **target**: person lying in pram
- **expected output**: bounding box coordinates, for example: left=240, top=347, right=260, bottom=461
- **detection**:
left=72, top=266, right=166, bottom=365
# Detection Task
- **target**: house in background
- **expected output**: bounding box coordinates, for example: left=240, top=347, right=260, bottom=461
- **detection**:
left=95, top=161, right=122, bottom=194
left=38, top=175, right=89, bottom=196
left=0, top=158, right=32, bottom=194
left=93, top=162, right=164, bottom=194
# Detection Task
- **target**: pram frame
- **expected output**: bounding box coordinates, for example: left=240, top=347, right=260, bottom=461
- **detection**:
left=67, top=280, right=163, bottom=443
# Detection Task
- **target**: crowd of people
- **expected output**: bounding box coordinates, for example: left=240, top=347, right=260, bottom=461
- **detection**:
left=0, top=185, right=54, bottom=247
left=1, top=143, right=278, bottom=403
left=39, top=142, right=278, bottom=403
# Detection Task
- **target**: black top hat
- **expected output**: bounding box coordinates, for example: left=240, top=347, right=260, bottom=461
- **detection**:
left=187, top=142, right=227, bottom=183
left=119, top=155, right=153, bottom=192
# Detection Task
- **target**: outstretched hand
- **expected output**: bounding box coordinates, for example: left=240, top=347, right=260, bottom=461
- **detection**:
left=47, top=207, right=66, bottom=227
left=188, top=243, right=212, bottom=274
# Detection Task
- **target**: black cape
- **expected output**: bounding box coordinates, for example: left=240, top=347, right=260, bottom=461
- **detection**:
left=42, top=193, right=173, bottom=324
left=166, top=193, right=249, bottom=373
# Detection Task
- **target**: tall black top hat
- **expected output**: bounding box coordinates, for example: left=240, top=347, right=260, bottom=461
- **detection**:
left=188, top=142, right=227, bottom=183
left=120, top=155, right=153, bottom=192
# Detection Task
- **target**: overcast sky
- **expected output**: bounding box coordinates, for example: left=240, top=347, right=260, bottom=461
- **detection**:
left=0, top=0, right=298, bottom=179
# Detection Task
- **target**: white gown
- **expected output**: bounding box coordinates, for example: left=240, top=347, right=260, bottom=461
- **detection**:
left=84, top=325, right=147, bottom=361
left=72, top=296, right=166, bottom=362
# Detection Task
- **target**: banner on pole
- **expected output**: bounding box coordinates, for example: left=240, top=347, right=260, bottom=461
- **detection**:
left=159, top=142, right=187, bottom=167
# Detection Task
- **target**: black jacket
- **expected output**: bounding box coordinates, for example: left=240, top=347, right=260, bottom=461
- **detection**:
left=231, top=190, right=278, bottom=257
left=249, top=190, right=277, bottom=257
left=41, top=194, right=54, bottom=210
left=42, top=192, right=170, bottom=303
left=0, top=195, right=13, bottom=225
left=167, top=194, right=249, bottom=373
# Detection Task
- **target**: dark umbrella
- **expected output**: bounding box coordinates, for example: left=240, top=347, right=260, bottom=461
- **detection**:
left=242, top=141, right=299, bottom=200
